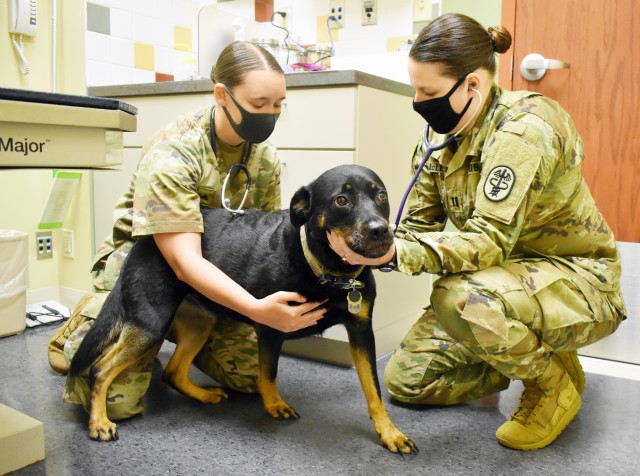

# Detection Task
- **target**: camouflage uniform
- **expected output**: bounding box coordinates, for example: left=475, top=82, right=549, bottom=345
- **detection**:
left=62, top=106, right=280, bottom=419
left=384, top=85, right=627, bottom=405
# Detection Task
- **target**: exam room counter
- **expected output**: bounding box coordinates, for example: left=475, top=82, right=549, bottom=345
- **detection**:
left=88, top=70, right=432, bottom=366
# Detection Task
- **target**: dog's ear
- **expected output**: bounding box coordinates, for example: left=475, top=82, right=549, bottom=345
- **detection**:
left=290, top=185, right=312, bottom=228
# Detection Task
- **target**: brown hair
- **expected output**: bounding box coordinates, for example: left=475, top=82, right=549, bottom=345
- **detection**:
left=409, top=13, right=512, bottom=78
left=210, top=41, right=284, bottom=89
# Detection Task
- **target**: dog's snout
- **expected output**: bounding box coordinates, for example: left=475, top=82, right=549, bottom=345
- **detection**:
left=366, top=219, right=389, bottom=237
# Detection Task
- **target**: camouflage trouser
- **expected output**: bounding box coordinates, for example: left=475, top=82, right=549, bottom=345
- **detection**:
left=63, top=297, right=259, bottom=421
left=384, top=258, right=624, bottom=405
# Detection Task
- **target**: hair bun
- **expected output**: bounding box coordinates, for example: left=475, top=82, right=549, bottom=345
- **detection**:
left=488, top=26, right=512, bottom=54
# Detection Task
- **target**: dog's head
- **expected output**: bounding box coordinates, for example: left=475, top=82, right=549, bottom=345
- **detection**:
left=290, top=164, right=393, bottom=259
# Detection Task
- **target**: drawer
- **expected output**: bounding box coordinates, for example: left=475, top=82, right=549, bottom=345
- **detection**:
left=270, top=87, right=357, bottom=150
left=120, top=94, right=214, bottom=147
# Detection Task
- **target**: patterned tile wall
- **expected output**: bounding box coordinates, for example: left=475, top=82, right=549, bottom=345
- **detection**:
left=84, top=0, right=500, bottom=87
left=86, top=0, right=200, bottom=86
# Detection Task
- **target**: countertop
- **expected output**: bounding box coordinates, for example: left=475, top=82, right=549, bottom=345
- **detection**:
left=87, top=70, right=414, bottom=99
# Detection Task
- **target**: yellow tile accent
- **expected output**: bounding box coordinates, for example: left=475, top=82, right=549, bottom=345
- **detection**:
left=317, top=15, right=339, bottom=44
left=134, top=42, right=155, bottom=71
left=386, top=35, right=417, bottom=53
left=174, top=25, right=192, bottom=52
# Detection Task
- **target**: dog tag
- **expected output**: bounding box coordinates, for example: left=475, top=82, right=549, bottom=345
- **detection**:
left=347, top=290, right=362, bottom=314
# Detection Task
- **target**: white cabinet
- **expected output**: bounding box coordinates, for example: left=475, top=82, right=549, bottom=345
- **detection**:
left=278, top=150, right=355, bottom=208
left=91, top=75, right=432, bottom=366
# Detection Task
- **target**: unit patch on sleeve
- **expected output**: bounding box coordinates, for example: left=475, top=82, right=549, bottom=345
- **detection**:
left=483, top=166, right=515, bottom=202
left=474, top=130, right=541, bottom=225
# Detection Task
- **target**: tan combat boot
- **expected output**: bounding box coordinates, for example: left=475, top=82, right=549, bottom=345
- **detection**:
left=495, top=355, right=581, bottom=450
left=555, top=350, right=586, bottom=394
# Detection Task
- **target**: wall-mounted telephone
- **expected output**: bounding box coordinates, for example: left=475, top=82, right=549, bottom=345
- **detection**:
left=9, top=0, right=38, bottom=36
left=8, top=0, right=37, bottom=75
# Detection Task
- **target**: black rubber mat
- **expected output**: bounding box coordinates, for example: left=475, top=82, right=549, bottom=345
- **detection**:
left=0, top=87, right=137, bottom=115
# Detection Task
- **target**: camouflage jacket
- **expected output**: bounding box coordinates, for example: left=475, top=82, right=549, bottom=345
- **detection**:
left=395, top=84, right=623, bottom=298
left=92, top=106, right=281, bottom=288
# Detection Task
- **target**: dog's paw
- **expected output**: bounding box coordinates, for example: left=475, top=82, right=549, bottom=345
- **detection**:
left=266, top=402, right=300, bottom=420
left=201, top=388, right=228, bottom=404
left=379, top=430, right=418, bottom=455
left=89, top=420, right=119, bottom=442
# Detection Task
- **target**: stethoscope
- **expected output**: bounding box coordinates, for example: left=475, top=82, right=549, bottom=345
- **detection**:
left=392, top=125, right=458, bottom=228
left=210, top=107, right=253, bottom=216
left=392, top=87, right=483, bottom=230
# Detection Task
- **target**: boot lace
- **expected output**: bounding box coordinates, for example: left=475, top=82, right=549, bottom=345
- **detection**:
left=511, top=379, right=545, bottom=424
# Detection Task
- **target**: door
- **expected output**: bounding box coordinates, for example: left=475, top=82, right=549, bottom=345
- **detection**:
left=501, top=0, right=640, bottom=243
left=500, top=0, right=640, bottom=364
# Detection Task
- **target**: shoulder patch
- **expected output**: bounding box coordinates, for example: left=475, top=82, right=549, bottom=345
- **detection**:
left=475, top=132, right=541, bottom=225
left=483, top=165, right=516, bottom=202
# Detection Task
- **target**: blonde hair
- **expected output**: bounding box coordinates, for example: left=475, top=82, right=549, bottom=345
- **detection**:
left=210, top=41, right=283, bottom=89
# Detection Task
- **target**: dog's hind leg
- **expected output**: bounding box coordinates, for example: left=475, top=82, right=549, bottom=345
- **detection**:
left=256, top=329, right=299, bottom=419
left=347, top=322, right=418, bottom=454
left=162, top=298, right=228, bottom=404
left=88, top=326, right=159, bottom=441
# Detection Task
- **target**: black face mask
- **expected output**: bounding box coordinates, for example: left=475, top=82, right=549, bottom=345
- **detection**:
left=412, top=74, right=473, bottom=134
left=221, top=86, right=279, bottom=143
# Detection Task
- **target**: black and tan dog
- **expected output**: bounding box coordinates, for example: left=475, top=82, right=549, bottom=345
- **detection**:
left=70, top=164, right=417, bottom=454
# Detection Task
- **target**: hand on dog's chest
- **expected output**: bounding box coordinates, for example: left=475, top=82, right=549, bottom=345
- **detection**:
left=347, top=290, right=363, bottom=314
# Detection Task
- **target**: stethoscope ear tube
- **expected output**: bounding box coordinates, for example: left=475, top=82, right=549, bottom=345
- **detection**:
left=392, top=125, right=458, bottom=230
left=221, top=163, right=252, bottom=216
left=392, top=87, right=483, bottom=232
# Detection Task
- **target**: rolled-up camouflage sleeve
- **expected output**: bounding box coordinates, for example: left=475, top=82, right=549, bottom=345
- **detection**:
left=131, top=130, right=207, bottom=236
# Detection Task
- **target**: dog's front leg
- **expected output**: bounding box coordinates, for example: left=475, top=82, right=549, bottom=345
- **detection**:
left=346, top=320, right=418, bottom=454
left=256, top=327, right=299, bottom=419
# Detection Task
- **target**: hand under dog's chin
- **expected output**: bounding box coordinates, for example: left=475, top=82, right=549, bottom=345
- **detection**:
left=349, top=242, right=393, bottom=259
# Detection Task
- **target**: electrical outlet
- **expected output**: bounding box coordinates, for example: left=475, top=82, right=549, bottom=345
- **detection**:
left=413, top=0, right=432, bottom=22
left=329, top=0, right=345, bottom=29
left=362, top=0, right=377, bottom=26
left=62, top=229, right=74, bottom=259
left=36, top=231, right=53, bottom=260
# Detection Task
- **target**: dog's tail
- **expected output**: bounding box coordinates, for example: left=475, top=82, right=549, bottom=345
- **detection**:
left=68, top=279, right=125, bottom=376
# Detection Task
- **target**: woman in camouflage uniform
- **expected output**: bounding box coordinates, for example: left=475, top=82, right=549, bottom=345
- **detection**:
left=48, top=41, right=326, bottom=420
left=329, top=14, right=626, bottom=450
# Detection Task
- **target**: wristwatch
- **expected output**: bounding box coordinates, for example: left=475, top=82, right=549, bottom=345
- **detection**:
left=377, top=248, right=398, bottom=273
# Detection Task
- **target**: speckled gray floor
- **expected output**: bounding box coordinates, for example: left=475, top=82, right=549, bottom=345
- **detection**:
left=2, top=324, right=640, bottom=476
